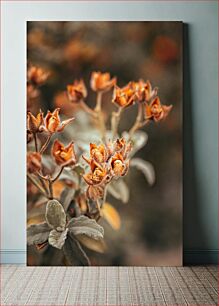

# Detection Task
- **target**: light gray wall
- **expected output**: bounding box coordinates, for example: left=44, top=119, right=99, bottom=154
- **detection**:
left=1, top=1, right=218, bottom=263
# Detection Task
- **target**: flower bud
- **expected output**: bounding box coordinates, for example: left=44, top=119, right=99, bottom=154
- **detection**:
left=91, top=71, right=116, bottom=92
left=52, top=139, right=76, bottom=167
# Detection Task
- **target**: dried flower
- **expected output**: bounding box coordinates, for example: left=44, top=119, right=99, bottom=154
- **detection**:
left=113, top=80, right=158, bottom=107
left=52, top=139, right=76, bottom=167
left=83, top=158, right=112, bottom=201
left=44, top=108, right=74, bottom=134
left=110, top=152, right=129, bottom=177
left=115, top=138, right=132, bottom=159
left=83, top=161, right=108, bottom=186
left=109, top=138, right=131, bottom=177
left=27, top=152, right=42, bottom=174
left=83, top=138, right=132, bottom=201
left=67, top=79, right=87, bottom=103
left=91, top=72, right=116, bottom=92
left=112, top=83, right=135, bottom=108
left=90, top=143, right=108, bottom=163
left=145, top=97, right=173, bottom=122
left=115, top=138, right=126, bottom=151
left=27, top=110, right=44, bottom=134
left=86, top=185, right=105, bottom=201
left=27, top=66, right=49, bottom=85
left=134, top=80, right=158, bottom=103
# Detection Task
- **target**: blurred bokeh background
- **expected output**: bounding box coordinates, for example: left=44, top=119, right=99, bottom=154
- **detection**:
left=27, top=21, right=182, bottom=266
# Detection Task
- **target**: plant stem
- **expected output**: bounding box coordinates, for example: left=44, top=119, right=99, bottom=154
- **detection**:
left=80, top=100, right=97, bottom=118
left=37, top=172, right=48, bottom=180
left=40, top=134, right=52, bottom=154
left=48, top=177, right=53, bottom=199
left=37, top=166, right=64, bottom=199
left=51, top=166, right=64, bottom=183
left=94, top=92, right=106, bottom=142
left=36, top=168, right=49, bottom=196
left=38, top=177, right=49, bottom=197
left=95, top=92, right=102, bottom=112
left=33, top=133, right=38, bottom=152
left=27, top=173, right=48, bottom=198
left=96, top=199, right=101, bottom=211
left=129, top=103, right=144, bottom=138
left=38, top=166, right=64, bottom=183
left=111, top=107, right=123, bottom=139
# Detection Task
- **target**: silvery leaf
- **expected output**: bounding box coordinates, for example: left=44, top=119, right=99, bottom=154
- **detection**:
left=63, top=234, right=90, bottom=266
left=107, top=179, right=129, bottom=203
left=63, top=111, right=100, bottom=145
left=73, top=165, right=85, bottom=176
left=130, top=158, right=155, bottom=185
left=27, top=222, right=51, bottom=245
left=45, top=200, right=66, bottom=230
left=59, top=168, right=79, bottom=185
left=60, top=188, right=75, bottom=212
left=123, top=130, right=148, bottom=157
left=69, top=110, right=90, bottom=130
left=48, top=228, right=68, bottom=249
left=68, top=216, right=104, bottom=240
left=76, top=235, right=107, bottom=254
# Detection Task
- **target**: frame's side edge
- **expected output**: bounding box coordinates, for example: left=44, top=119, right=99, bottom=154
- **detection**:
left=183, top=249, right=218, bottom=265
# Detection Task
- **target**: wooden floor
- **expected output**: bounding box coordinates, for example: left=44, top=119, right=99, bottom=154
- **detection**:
left=1, top=265, right=218, bottom=305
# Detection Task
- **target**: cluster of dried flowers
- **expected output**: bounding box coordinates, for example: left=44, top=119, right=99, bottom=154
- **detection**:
left=27, top=66, right=172, bottom=265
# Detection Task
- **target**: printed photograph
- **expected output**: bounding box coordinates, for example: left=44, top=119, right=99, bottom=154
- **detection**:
left=26, top=21, right=182, bottom=266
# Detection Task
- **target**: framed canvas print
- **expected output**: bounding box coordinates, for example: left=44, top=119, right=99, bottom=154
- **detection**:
left=26, top=21, right=182, bottom=266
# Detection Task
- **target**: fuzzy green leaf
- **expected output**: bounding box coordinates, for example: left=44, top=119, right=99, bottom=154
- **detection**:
left=60, top=188, right=75, bottom=212
left=122, top=130, right=148, bottom=157
left=130, top=157, right=155, bottom=185
left=59, top=168, right=79, bottom=185
left=45, top=200, right=66, bottom=230
left=27, top=222, right=51, bottom=245
left=76, top=235, right=106, bottom=253
left=63, top=234, right=90, bottom=266
left=68, top=216, right=104, bottom=240
left=107, top=179, right=129, bottom=203
left=48, top=228, right=68, bottom=249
